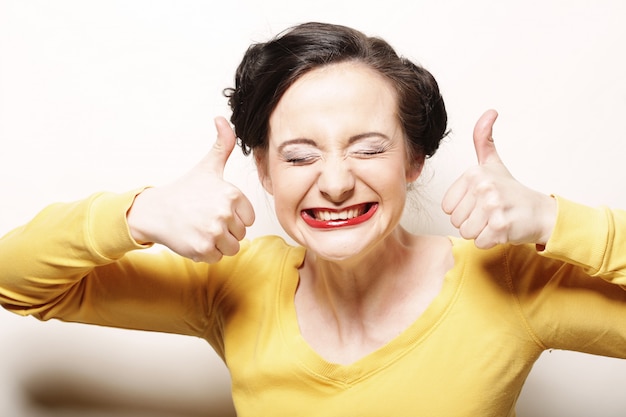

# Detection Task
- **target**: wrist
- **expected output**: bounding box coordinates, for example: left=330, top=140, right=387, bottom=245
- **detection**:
left=126, top=187, right=157, bottom=245
left=537, top=194, right=558, bottom=247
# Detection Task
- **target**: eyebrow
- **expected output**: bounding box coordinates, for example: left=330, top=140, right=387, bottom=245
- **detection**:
left=276, top=138, right=317, bottom=154
left=348, top=132, right=390, bottom=144
left=276, top=132, right=390, bottom=153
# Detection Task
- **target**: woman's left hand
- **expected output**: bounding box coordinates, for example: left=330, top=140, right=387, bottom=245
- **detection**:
left=441, top=109, right=557, bottom=249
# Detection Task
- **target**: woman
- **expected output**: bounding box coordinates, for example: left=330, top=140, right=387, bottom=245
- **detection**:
left=1, top=22, right=625, bottom=416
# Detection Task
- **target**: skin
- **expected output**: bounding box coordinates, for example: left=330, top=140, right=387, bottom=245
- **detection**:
left=128, top=116, right=255, bottom=263
left=442, top=110, right=557, bottom=250
left=257, top=63, right=453, bottom=363
left=259, top=62, right=421, bottom=263
left=127, top=62, right=557, bottom=364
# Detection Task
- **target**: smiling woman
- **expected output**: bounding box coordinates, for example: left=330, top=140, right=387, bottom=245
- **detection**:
left=258, top=61, right=421, bottom=262
left=2, top=21, right=626, bottom=417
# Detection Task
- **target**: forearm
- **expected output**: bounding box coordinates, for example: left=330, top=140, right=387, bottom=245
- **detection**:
left=540, top=195, right=626, bottom=284
left=0, top=190, right=147, bottom=314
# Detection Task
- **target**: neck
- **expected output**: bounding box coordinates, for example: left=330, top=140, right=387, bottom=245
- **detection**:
left=294, top=229, right=452, bottom=364
left=300, top=226, right=418, bottom=323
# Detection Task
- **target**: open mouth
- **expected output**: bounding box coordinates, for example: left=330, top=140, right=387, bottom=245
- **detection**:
left=301, top=203, right=378, bottom=228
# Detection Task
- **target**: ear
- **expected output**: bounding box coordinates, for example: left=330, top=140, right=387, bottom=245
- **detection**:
left=254, top=150, right=274, bottom=195
left=405, top=155, right=425, bottom=183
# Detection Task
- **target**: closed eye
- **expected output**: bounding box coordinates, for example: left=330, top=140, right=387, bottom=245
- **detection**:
left=285, top=156, right=316, bottom=165
left=277, top=138, right=321, bottom=165
left=281, top=151, right=320, bottom=165
left=351, top=145, right=390, bottom=158
left=358, top=148, right=386, bottom=155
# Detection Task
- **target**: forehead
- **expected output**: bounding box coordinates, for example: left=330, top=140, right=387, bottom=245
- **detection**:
left=268, top=62, right=399, bottom=142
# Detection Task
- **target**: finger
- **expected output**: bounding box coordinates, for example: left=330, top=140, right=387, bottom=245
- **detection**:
left=473, top=109, right=501, bottom=165
left=442, top=176, right=468, bottom=215
left=448, top=191, right=476, bottom=229
left=227, top=209, right=250, bottom=242
left=215, top=231, right=242, bottom=257
left=234, top=194, right=256, bottom=228
left=228, top=217, right=247, bottom=241
left=222, top=203, right=254, bottom=252
left=473, top=224, right=501, bottom=250
left=458, top=207, right=489, bottom=242
left=201, top=250, right=224, bottom=264
left=199, top=223, right=241, bottom=262
left=473, top=233, right=497, bottom=250
left=205, top=116, right=238, bottom=177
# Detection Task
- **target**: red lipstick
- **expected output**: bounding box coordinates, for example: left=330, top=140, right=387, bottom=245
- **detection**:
left=301, top=203, right=378, bottom=229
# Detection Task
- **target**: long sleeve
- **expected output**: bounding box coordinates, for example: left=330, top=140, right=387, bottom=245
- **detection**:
left=540, top=196, right=626, bottom=284
left=0, top=190, right=145, bottom=311
left=510, top=196, right=626, bottom=356
left=0, top=190, right=219, bottom=339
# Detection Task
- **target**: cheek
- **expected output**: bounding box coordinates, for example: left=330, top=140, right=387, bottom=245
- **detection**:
left=358, top=158, right=406, bottom=184
left=269, top=169, right=315, bottom=238
left=269, top=167, right=314, bottom=208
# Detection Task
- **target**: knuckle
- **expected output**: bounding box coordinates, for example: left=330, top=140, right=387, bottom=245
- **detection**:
left=475, top=239, right=496, bottom=250
left=205, top=221, right=225, bottom=237
left=204, top=252, right=224, bottom=264
left=213, top=206, right=236, bottom=224
left=233, top=226, right=247, bottom=241
left=191, top=245, right=223, bottom=264
left=221, top=241, right=241, bottom=257
left=482, top=198, right=501, bottom=213
left=186, top=235, right=218, bottom=260
left=465, top=166, right=482, bottom=180
left=224, top=185, right=243, bottom=203
left=458, top=223, right=476, bottom=240
left=451, top=214, right=464, bottom=229
left=474, top=179, right=497, bottom=196
left=488, top=214, right=509, bottom=234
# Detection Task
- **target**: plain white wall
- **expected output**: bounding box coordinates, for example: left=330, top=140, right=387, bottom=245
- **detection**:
left=1, top=0, right=626, bottom=416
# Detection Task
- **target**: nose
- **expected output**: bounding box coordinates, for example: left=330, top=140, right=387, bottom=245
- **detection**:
left=317, top=156, right=355, bottom=204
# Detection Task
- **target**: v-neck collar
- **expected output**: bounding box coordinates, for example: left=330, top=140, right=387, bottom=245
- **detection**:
left=276, top=237, right=466, bottom=386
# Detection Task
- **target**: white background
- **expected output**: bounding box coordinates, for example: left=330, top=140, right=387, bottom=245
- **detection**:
left=1, top=1, right=626, bottom=416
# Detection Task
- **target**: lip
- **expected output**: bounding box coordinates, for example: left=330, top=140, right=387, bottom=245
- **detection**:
left=301, top=203, right=378, bottom=229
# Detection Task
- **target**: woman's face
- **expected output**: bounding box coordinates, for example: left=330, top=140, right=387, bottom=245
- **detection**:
left=259, top=62, right=422, bottom=261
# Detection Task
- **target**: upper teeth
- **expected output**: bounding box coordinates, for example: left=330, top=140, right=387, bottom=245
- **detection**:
left=315, top=207, right=361, bottom=221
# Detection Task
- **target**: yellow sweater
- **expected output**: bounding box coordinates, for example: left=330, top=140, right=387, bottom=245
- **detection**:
left=1, top=190, right=626, bottom=416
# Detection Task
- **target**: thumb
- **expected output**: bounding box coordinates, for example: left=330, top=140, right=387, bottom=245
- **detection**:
left=473, top=109, right=501, bottom=165
left=205, top=116, right=237, bottom=177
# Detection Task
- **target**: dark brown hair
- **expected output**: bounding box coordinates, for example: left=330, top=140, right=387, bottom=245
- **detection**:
left=224, top=22, right=448, bottom=162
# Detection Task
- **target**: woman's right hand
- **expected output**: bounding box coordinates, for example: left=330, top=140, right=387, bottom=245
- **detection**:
left=127, top=117, right=255, bottom=263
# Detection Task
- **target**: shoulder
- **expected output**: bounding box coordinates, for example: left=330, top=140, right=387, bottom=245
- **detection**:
left=214, top=235, right=305, bottom=288
left=447, top=237, right=554, bottom=293
left=449, top=236, right=544, bottom=269
left=236, top=235, right=305, bottom=265
left=449, top=236, right=582, bottom=300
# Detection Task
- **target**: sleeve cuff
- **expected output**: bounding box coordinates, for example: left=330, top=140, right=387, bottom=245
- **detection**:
left=539, top=195, right=609, bottom=275
left=87, top=188, right=153, bottom=260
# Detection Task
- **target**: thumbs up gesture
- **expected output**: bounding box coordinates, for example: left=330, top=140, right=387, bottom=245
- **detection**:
left=127, top=117, right=255, bottom=262
left=442, top=110, right=556, bottom=249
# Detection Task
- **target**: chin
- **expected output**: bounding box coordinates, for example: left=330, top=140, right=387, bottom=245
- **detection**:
left=300, top=231, right=378, bottom=263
